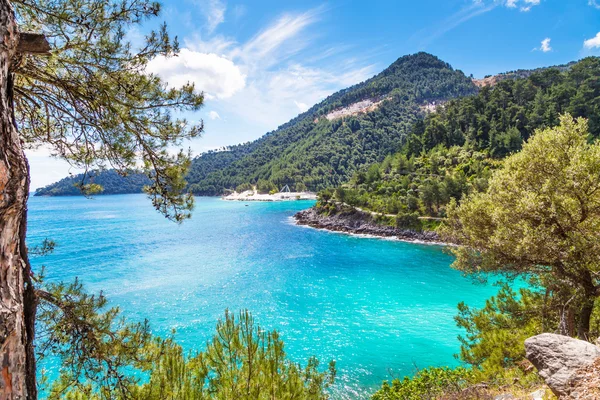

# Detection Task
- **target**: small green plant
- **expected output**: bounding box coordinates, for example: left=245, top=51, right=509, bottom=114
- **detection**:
left=372, top=367, right=475, bottom=400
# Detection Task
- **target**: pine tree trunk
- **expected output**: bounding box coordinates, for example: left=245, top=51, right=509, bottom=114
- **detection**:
left=0, top=1, right=35, bottom=398
left=578, top=300, right=594, bottom=340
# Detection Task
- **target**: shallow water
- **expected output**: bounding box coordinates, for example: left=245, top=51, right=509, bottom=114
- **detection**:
left=27, top=194, right=495, bottom=398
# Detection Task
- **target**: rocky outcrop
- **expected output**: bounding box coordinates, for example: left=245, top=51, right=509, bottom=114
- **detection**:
left=525, top=333, right=600, bottom=398
left=294, top=207, right=440, bottom=243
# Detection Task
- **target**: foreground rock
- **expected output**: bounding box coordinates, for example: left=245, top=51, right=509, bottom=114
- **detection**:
left=294, top=207, right=440, bottom=243
left=525, top=333, right=600, bottom=398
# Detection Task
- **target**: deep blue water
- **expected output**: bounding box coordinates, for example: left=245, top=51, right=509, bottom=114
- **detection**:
left=27, top=194, right=495, bottom=398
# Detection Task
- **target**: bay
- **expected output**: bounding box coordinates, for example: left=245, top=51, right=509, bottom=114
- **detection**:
left=27, top=194, right=495, bottom=398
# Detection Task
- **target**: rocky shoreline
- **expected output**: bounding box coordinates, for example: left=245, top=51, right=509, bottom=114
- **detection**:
left=294, top=207, right=441, bottom=244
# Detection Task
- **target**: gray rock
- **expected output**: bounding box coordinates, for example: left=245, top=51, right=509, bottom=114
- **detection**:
left=525, top=333, right=600, bottom=397
left=494, top=395, right=517, bottom=400
left=529, top=388, right=545, bottom=400
left=294, top=207, right=441, bottom=243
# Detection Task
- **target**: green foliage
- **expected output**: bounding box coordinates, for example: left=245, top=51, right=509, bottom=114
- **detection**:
left=324, top=57, right=600, bottom=226
left=37, top=279, right=154, bottom=399
left=132, top=311, right=336, bottom=400
left=184, top=53, right=477, bottom=195
left=16, top=0, right=204, bottom=220
left=256, top=179, right=278, bottom=194
left=371, top=367, right=475, bottom=400
left=328, top=146, right=496, bottom=219
left=395, top=211, right=422, bottom=231
left=295, top=182, right=308, bottom=192
left=408, top=57, right=600, bottom=156
left=442, top=115, right=600, bottom=339
left=454, top=284, right=555, bottom=379
left=37, top=279, right=335, bottom=399
left=235, top=182, right=253, bottom=193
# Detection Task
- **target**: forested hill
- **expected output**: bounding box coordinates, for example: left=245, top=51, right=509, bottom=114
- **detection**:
left=35, top=170, right=151, bottom=196
left=325, top=56, right=600, bottom=230
left=37, top=52, right=477, bottom=196
left=186, top=52, right=477, bottom=195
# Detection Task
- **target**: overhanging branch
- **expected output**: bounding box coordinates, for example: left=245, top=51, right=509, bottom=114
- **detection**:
left=18, top=33, right=50, bottom=55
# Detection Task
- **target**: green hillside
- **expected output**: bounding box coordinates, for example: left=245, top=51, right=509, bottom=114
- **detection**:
left=35, top=170, right=151, bottom=196
left=36, top=52, right=477, bottom=197
left=186, top=52, right=477, bottom=195
left=324, top=56, right=600, bottom=230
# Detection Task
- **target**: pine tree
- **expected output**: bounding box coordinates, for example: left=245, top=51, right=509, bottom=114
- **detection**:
left=0, top=0, right=203, bottom=396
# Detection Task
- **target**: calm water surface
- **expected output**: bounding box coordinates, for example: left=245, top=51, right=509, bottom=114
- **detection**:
left=27, top=194, right=495, bottom=398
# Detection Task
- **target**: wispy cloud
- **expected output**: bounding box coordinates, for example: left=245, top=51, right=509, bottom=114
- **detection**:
left=589, top=0, right=600, bottom=9
left=234, top=7, right=325, bottom=69
left=484, top=0, right=540, bottom=12
left=413, top=1, right=498, bottom=48
left=148, top=5, right=376, bottom=132
left=208, top=111, right=221, bottom=120
left=414, top=0, right=543, bottom=48
left=200, top=0, right=226, bottom=33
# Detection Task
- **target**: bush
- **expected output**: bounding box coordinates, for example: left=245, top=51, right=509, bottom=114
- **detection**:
left=455, top=284, right=553, bottom=380
left=396, top=211, right=422, bottom=231
left=235, top=182, right=253, bottom=193
left=52, top=310, right=336, bottom=399
left=372, top=367, right=475, bottom=400
left=257, top=179, right=277, bottom=194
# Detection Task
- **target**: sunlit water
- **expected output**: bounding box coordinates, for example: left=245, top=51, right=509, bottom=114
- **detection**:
left=27, top=194, right=496, bottom=399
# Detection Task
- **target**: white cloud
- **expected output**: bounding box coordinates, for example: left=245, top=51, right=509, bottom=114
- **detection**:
left=294, top=101, right=309, bottom=112
left=416, top=1, right=497, bottom=48
left=209, top=111, right=221, bottom=120
left=478, top=0, right=540, bottom=12
left=146, top=49, right=246, bottom=99
left=151, top=7, right=376, bottom=136
left=234, top=8, right=323, bottom=69
left=200, top=0, right=226, bottom=33
left=590, top=0, right=600, bottom=9
left=540, top=37, right=552, bottom=52
left=584, top=32, right=600, bottom=49
left=218, top=62, right=376, bottom=128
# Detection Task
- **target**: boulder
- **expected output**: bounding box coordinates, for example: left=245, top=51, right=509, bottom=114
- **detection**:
left=525, top=333, right=600, bottom=397
left=529, top=389, right=545, bottom=400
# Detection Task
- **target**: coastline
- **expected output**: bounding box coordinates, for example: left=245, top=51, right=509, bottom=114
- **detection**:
left=293, top=207, right=446, bottom=245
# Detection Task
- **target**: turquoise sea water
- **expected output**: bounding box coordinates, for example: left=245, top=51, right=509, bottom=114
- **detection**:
left=27, top=194, right=496, bottom=398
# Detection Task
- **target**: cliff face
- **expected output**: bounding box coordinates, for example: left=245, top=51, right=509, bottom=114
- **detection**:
left=294, top=207, right=440, bottom=243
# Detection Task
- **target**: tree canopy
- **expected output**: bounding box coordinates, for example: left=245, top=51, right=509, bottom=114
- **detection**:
left=14, top=0, right=204, bottom=220
left=441, top=115, right=600, bottom=339
left=324, top=58, right=600, bottom=230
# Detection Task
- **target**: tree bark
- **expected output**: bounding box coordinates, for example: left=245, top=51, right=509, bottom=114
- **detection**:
left=578, top=300, right=594, bottom=340
left=577, top=273, right=597, bottom=340
left=0, top=1, right=35, bottom=398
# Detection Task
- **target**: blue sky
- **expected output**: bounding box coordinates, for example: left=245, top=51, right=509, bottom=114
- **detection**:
left=28, top=0, right=600, bottom=189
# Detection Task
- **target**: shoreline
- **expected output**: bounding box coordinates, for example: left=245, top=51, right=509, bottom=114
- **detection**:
left=293, top=207, right=447, bottom=245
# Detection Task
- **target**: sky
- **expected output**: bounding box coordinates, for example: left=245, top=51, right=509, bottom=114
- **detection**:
left=27, top=0, right=600, bottom=189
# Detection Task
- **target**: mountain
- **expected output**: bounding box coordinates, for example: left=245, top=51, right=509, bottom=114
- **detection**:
left=35, top=170, right=151, bottom=196
left=37, top=52, right=477, bottom=197
left=186, top=52, right=477, bottom=195
left=322, top=56, right=600, bottom=231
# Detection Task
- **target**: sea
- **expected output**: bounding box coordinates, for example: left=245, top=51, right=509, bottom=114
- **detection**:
left=27, top=194, right=497, bottom=399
